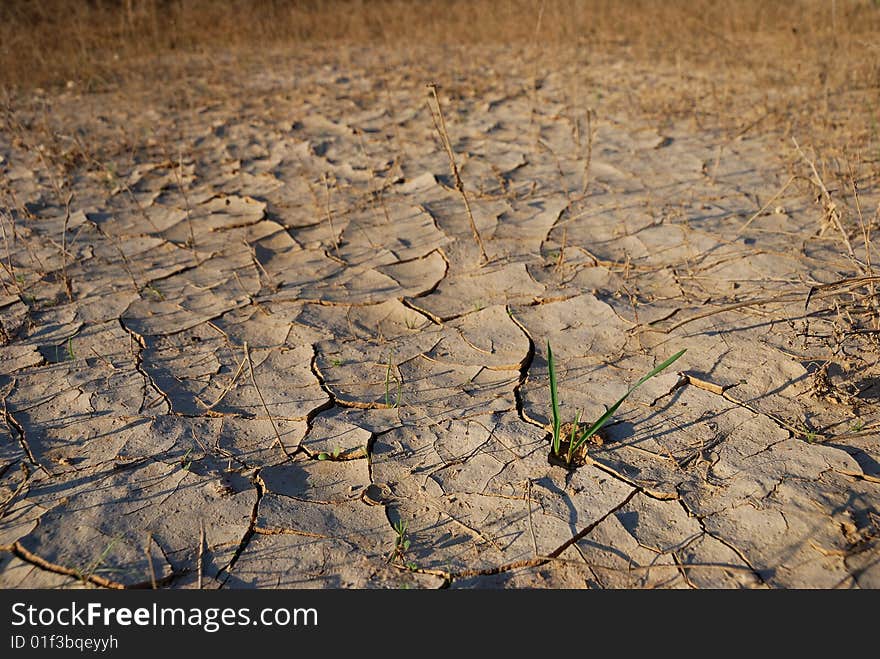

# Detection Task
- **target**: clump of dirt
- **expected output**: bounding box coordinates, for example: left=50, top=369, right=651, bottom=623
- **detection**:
left=547, top=421, right=609, bottom=470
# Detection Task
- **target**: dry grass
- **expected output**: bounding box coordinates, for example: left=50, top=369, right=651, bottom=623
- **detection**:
left=3, top=1, right=879, bottom=207
left=2, top=1, right=879, bottom=89
left=3, top=2, right=879, bottom=158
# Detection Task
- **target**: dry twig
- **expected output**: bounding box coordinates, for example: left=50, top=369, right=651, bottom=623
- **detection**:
left=427, top=83, right=489, bottom=263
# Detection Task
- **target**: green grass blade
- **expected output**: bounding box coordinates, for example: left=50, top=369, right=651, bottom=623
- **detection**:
left=571, top=349, right=686, bottom=454
left=631, top=349, right=688, bottom=392
left=566, top=409, right=581, bottom=464
left=384, top=359, right=391, bottom=407
left=547, top=341, right=561, bottom=454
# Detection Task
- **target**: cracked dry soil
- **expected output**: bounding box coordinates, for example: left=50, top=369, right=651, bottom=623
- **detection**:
left=1, top=48, right=878, bottom=589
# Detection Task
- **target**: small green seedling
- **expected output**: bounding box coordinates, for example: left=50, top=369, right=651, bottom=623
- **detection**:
left=180, top=447, right=193, bottom=471
left=53, top=337, right=76, bottom=363
left=330, top=358, right=344, bottom=367
left=391, top=519, right=411, bottom=563
left=317, top=447, right=342, bottom=461
left=144, top=285, right=165, bottom=301
left=547, top=341, right=686, bottom=466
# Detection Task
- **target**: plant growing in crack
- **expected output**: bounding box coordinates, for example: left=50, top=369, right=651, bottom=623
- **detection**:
left=317, top=447, right=342, bottom=461
left=390, top=518, right=414, bottom=568
left=547, top=341, right=686, bottom=467
left=316, top=445, right=369, bottom=461
left=54, top=337, right=76, bottom=362
left=802, top=429, right=821, bottom=443
left=180, top=447, right=194, bottom=471
left=143, top=284, right=165, bottom=301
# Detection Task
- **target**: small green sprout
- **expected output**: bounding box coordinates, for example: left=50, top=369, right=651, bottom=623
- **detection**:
left=180, top=447, right=193, bottom=471
left=143, top=285, right=165, bottom=301
left=317, top=447, right=342, bottom=461
left=391, top=518, right=411, bottom=563
left=547, top=341, right=686, bottom=466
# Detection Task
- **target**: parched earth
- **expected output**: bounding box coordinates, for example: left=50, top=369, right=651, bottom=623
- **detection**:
left=1, top=48, right=878, bottom=588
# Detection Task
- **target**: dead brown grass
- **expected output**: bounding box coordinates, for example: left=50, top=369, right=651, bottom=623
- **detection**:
left=0, top=0, right=880, bottom=160
left=2, top=1, right=879, bottom=90
left=2, top=1, right=878, bottom=170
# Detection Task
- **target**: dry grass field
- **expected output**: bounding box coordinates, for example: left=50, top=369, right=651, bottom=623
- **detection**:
left=1, top=1, right=879, bottom=588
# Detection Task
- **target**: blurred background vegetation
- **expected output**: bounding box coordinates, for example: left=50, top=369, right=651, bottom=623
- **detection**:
left=2, top=0, right=878, bottom=91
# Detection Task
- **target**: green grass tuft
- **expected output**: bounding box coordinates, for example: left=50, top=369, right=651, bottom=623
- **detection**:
left=547, top=343, right=686, bottom=466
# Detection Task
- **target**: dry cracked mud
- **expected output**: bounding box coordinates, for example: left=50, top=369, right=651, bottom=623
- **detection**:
left=1, top=47, right=878, bottom=589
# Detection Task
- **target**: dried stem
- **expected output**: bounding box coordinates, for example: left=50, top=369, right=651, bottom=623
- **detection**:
left=85, top=217, right=141, bottom=292
left=167, top=143, right=196, bottom=249
left=846, top=159, right=877, bottom=328
left=581, top=108, right=596, bottom=197
left=72, top=133, right=162, bottom=233
left=0, top=210, right=25, bottom=298
left=427, top=83, right=488, bottom=264
left=144, top=534, right=158, bottom=590
left=530, top=0, right=547, bottom=133
left=197, top=349, right=247, bottom=411
left=734, top=175, right=796, bottom=238
left=197, top=521, right=205, bottom=590
left=322, top=172, right=342, bottom=259
left=61, top=192, right=74, bottom=302
left=792, top=138, right=863, bottom=273
left=244, top=341, right=292, bottom=460
left=554, top=226, right=567, bottom=273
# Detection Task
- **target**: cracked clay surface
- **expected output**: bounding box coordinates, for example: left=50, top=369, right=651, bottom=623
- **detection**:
left=1, top=48, right=878, bottom=588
